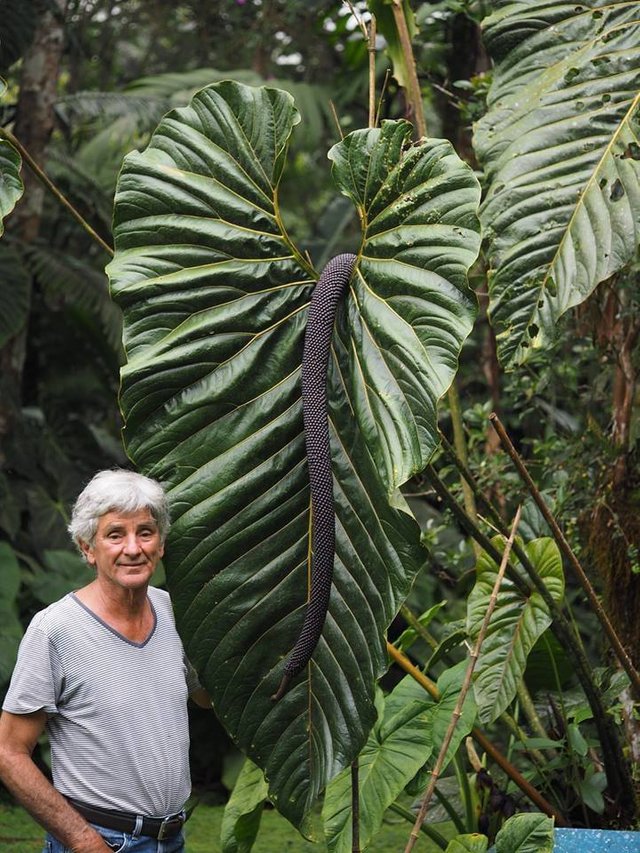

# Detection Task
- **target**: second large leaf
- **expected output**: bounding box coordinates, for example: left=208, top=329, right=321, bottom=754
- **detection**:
left=108, top=81, right=480, bottom=824
left=476, top=1, right=640, bottom=366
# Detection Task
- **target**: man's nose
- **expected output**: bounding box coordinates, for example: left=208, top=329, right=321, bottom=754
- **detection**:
left=123, top=533, right=142, bottom=554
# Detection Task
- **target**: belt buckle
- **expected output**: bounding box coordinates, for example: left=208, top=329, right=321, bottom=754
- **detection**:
left=157, top=813, right=182, bottom=841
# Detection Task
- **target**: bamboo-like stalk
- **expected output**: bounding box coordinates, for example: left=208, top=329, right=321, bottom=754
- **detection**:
left=368, top=15, right=377, bottom=129
left=0, top=128, right=114, bottom=256
left=404, top=507, right=522, bottom=852
left=386, top=642, right=567, bottom=826
left=489, top=413, right=640, bottom=697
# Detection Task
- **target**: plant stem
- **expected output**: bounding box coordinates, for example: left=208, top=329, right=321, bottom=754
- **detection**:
left=387, top=802, right=449, bottom=849
left=447, top=382, right=479, bottom=552
left=515, top=681, right=550, bottom=746
left=390, top=0, right=426, bottom=137
left=489, top=412, right=640, bottom=698
left=351, top=758, right=360, bottom=853
left=400, top=604, right=438, bottom=650
left=386, top=643, right=567, bottom=825
left=0, top=128, right=114, bottom=256
left=404, top=507, right=522, bottom=852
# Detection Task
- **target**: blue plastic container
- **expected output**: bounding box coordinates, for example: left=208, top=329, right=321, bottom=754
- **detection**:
left=552, top=829, right=640, bottom=852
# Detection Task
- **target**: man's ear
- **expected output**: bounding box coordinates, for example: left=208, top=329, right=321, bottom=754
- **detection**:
left=79, top=540, right=95, bottom=565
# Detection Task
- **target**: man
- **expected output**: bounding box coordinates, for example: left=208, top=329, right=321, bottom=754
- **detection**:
left=0, top=469, right=210, bottom=852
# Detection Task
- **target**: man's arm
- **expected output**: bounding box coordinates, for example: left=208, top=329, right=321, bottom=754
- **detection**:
left=189, top=686, right=213, bottom=709
left=0, top=710, right=113, bottom=853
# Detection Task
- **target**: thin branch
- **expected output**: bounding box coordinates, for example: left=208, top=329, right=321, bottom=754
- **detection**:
left=329, top=99, right=344, bottom=141
left=368, top=15, right=377, bottom=128
left=390, top=0, right=426, bottom=137
left=405, top=508, right=522, bottom=852
left=375, top=67, right=391, bottom=128
left=0, top=128, right=114, bottom=256
left=489, top=412, right=640, bottom=698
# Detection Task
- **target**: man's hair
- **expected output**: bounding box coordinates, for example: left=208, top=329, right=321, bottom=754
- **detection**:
left=68, top=469, right=170, bottom=549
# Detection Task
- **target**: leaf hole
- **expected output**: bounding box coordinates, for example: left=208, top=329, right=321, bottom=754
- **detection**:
left=610, top=179, right=625, bottom=202
left=622, top=142, right=640, bottom=161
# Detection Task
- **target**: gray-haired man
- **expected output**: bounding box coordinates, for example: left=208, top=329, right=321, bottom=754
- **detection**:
left=0, top=469, right=210, bottom=853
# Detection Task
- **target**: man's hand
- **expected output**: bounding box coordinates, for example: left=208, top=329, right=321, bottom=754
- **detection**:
left=0, top=710, right=111, bottom=852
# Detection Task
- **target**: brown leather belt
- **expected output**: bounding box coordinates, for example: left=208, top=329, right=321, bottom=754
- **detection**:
left=67, top=797, right=185, bottom=840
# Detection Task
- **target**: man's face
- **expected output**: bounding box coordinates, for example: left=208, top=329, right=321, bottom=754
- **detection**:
left=81, top=509, right=164, bottom=591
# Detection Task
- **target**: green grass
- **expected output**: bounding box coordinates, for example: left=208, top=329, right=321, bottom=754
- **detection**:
left=0, top=801, right=449, bottom=852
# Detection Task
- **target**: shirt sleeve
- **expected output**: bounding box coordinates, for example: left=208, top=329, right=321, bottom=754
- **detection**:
left=2, top=618, right=62, bottom=715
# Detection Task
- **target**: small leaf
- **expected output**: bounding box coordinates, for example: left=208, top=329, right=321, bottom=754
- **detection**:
left=394, top=601, right=446, bottom=652
left=0, top=138, right=23, bottom=236
left=0, top=244, right=29, bottom=348
left=221, top=758, right=269, bottom=853
left=578, top=770, right=607, bottom=814
left=567, top=723, right=589, bottom=757
left=467, top=538, right=564, bottom=724
left=445, top=834, right=489, bottom=853
left=494, top=813, right=554, bottom=853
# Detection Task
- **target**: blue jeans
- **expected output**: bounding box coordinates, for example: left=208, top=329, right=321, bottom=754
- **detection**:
left=43, top=822, right=185, bottom=852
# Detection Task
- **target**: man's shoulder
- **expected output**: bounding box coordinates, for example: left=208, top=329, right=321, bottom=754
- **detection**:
left=148, top=585, right=172, bottom=612
left=20, top=595, right=81, bottom=652
left=29, top=594, right=77, bottom=633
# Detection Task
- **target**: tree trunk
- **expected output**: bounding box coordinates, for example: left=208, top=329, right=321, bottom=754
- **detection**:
left=581, top=280, right=640, bottom=763
left=0, top=0, right=66, bottom=459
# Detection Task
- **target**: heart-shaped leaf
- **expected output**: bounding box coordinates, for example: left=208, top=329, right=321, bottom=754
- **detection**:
left=323, top=663, right=476, bottom=853
left=467, top=538, right=564, bottom=724
left=475, top=1, right=640, bottom=365
left=108, top=81, right=480, bottom=824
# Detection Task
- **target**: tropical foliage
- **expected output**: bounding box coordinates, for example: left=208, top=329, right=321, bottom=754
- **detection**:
left=1, top=1, right=640, bottom=851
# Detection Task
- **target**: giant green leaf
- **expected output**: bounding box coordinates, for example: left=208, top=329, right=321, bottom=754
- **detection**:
left=323, top=664, right=476, bottom=853
left=467, top=538, right=564, bottom=724
left=475, top=1, right=640, bottom=366
left=108, top=81, right=481, bottom=825
left=0, top=137, right=23, bottom=237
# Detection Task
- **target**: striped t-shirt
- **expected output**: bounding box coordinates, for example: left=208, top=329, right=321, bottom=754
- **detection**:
left=3, top=587, right=200, bottom=817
